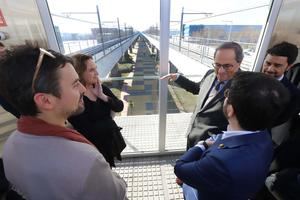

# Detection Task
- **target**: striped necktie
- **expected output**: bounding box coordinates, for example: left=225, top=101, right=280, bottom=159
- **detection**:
left=215, top=81, right=224, bottom=92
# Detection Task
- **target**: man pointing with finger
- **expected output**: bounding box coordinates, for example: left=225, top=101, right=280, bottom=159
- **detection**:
left=162, top=42, right=243, bottom=149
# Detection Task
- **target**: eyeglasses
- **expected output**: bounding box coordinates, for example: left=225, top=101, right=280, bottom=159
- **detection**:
left=212, top=63, right=234, bottom=70
left=32, top=48, right=56, bottom=93
left=224, top=88, right=230, bottom=98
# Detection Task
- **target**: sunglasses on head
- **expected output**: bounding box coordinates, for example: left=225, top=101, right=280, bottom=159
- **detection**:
left=31, top=48, right=56, bottom=93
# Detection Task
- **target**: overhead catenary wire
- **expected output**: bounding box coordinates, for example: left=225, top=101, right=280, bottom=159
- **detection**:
left=169, top=4, right=269, bottom=27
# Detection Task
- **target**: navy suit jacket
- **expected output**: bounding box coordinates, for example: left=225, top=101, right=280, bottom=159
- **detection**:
left=174, top=130, right=273, bottom=200
left=274, top=76, right=300, bottom=125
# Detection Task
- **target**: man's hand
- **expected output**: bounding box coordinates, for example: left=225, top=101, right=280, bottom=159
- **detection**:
left=205, top=139, right=215, bottom=147
left=160, top=73, right=178, bottom=81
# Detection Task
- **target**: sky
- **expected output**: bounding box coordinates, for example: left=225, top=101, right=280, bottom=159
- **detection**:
left=47, top=0, right=271, bottom=33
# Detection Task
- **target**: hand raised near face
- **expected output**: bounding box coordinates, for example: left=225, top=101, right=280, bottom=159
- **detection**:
left=91, top=79, right=108, bottom=102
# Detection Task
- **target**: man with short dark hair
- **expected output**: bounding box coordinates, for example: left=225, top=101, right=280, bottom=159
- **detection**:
left=0, top=42, right=20, bottom=118
left=162, top=42, right=244, bottom=149
left=0, top=45, right=127, bottom=200
left=262, top=41, right=300, bottom=138
left=263, top=42, right=300, bottom=200
left=263, top=41, right=298, bottom=79
left=174, top=72, right=290, bottom=200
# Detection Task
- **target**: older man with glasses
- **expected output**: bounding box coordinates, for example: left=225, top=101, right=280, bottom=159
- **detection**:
left=0, top=45, right=127, bottom=200
left=162, top=42, right=243, bottom=150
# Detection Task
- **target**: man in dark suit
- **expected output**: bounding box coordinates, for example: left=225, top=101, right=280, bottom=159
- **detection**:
left=263, top=42, right=300, bottom=200
left=162, top=42, right=244, bottom=149
left=174, top=72, right=290, bottom=200
left=262, top=41, right=300, bottom=127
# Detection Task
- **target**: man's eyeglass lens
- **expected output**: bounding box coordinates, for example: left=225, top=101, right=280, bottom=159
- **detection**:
left=212, top=63, right=233, bottom=70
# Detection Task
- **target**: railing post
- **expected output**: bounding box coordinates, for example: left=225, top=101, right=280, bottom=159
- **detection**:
left=179, top=7, right=184, bottom=51
left=159, top=0, right=170, bottom=152
left=117, top=18, right=124, bottom=61
left=96, top=5, right=105, bottom=55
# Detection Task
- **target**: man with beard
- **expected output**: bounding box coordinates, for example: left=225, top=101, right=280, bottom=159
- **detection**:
left=0, top=45, right=127, bottom=200
left=174, top=72, right=290, bottom=200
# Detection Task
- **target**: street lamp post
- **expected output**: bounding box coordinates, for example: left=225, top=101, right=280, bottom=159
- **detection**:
left=60, top=9, right=131, bottom=56
left=61, top=5, right=106, bottom=55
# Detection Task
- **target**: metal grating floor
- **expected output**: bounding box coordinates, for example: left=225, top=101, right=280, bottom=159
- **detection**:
left=115, top=113, right=191, bottom=153
left=114, top=155, right=184, bottom=200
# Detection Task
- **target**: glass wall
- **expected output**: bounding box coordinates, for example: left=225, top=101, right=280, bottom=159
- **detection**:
left=0, top=0, right=286, bottom=156
left=45, top=0, right=273, bottom=154
left=47, top=0, right=161, bottom=154
left=267, top=0, right=300, bottom=58
left=47, top=0, right=134, bottom=55
left=165, top=0, right=272, bottom=151
left=0, top=0, right=48, bottom=47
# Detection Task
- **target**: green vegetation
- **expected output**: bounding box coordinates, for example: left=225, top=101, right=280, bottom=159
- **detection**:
left=169, top=84, right=197, bottom=112
left=119, top=52, right=134, bottom=64
left=118, top=63, right=133, bottom=74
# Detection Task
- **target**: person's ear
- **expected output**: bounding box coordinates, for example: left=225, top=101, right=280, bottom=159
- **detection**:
left=226, top=104, right=235, bottom=118
left=33, top=93, right=55, bottom=110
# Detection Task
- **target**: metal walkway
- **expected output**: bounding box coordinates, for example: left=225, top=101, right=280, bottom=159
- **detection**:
left=114, top=155, right=183, bottom=200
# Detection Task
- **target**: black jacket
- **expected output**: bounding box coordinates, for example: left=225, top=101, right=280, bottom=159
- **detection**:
left=68, top=84, right=124, bottom=167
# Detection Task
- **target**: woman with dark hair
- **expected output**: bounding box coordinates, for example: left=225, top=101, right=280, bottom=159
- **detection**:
left=68, top=54, right=125, bottom=167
